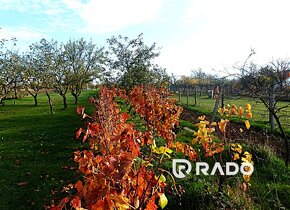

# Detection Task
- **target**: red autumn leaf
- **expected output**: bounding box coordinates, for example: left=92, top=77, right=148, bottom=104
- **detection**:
left=57, top=197, right=70, bottom=210
left=77, top=106, right=85, bottom=115
left=145, top=195, right=158, bottom=210
left=121, top=112, right=130, bottom=122
left=75, top=180, right=83, bottom=192
left=82, top=131, right=89, bottom=142
left=76, top=128, right=83, bottom=139
left=189, top=149, right=197, bottom=161
left=91, top=199, right=105, bottom=210
left=89, top=96, right=95, bottom=104
left=70, top=196, right=81, bottom=209
left=88, top=123, right=99, bottom=136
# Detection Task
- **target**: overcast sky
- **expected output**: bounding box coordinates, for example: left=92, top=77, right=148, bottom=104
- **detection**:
left=1, top=0, right=290, bottom=77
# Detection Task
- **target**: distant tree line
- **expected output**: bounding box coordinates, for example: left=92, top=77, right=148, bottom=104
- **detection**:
left=0, top=32, right=170, bottom=110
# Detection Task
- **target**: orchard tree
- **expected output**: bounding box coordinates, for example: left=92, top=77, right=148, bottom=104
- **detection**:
left=106, top=33, right=169, bottom=89
left=23, top=46, right=45, bottom=106
left=51, top=42, right=71, bottom=109
left=0, top=49, right=24, bottom=102
left=28, top=38, right=58, bottom=113
left=63, top=38, right=104, bottom=105
left=239, top=58, right=290, bottom=165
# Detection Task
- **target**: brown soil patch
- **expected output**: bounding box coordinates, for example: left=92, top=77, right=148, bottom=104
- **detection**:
left=180, top=108, right=287, bottom=160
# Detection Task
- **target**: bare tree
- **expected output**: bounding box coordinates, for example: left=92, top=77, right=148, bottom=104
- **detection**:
left=239, top=57, right=290, bottom=165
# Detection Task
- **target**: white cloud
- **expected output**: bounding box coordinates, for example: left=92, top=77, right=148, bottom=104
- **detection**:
left=63, top=0, right=164, bottom=33
left=157, top=0, right=290, bottom=76
left=0, top=27, right=48, bottom=41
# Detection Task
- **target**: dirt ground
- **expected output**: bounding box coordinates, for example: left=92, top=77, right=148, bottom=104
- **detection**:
left=180, top=108, right=287, bottom=160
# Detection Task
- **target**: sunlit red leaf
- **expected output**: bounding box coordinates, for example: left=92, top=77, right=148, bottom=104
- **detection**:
left=77, top=106, right=85, bottom=115
left=121, top=112, right=130, bottom=122
left=75, top=181, right=83, bottom=192
left=70, top=196, right=81, bottom=209
left=88, top=123, right=99, bottom=135
left=76, top=128, right=83, bottom=139
left=145, top=195, right=157, bottom=210
left=246, top=111, right=253, bottom=119
left=57, top=197, right=70, bottom=210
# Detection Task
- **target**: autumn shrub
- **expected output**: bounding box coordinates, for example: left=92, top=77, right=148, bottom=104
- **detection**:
left=50, top=85, right=254, bottom=210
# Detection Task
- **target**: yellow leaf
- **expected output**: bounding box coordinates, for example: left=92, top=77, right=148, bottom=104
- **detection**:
left=218, top=108, right=224, bottom=116
left=233, top=153, right=240, bottom=160
left=231, top=143, right=242, bottom=154
left=218, top=119, right=229, bottom=133
left=156, top=174, right=166, bottom=183
left=245, top=120, right=250, bottom=130
left=243, top=174, right=251, bottom=182
left=153, top=146, right=172, bottom=158
left=142, top=160, right=153, bottom=167
left=159, top=193, right=168, bottom=209
left=198, top=115, right=206, bottom=120
left=192, top=138, right=198, bottom=145
left=211, top=122, right=217, bottom=126
left=245, top=103, right=251, bottom=111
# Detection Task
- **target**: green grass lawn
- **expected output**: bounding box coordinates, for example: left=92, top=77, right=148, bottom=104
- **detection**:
left=0, top=90, right=97, bottom=209
left=175, top=94, right=290, bottom=134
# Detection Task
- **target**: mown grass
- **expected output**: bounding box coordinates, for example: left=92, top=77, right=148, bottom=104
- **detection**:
left=0, top=90, right=97, bottom=209
left=175, top=94, right=290, bottom=134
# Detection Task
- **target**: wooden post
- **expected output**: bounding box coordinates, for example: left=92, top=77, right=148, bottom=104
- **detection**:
left=186, top=84, right=189, bottom=107
left=178, top=86, right=181, bottom=101
left=194, top=86, right=197, bottom=106
left=210, top=86, right=221, bottom=125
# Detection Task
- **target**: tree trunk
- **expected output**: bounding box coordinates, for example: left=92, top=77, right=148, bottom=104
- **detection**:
left=199, top=86, right=202, bottom=96
left=269, top=83, right=275, bottom=133
left=14, top=87, right=18, bottom=98
left=33, top=94, right=38, bottom=106
left=45, top=90, right=53, bottom=115
left=273, top=113, right=289, bottom=166
left=260, top=97, right=289, bottom=166
left=72, top=90, right=81, bottom=105
left=74, top=95, right=79, bottom=105
left=194, top=87, right=197, bottom=106
left=210, top=86, right=221, bottom=125
left=62, top=95, right=67, bottom=109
